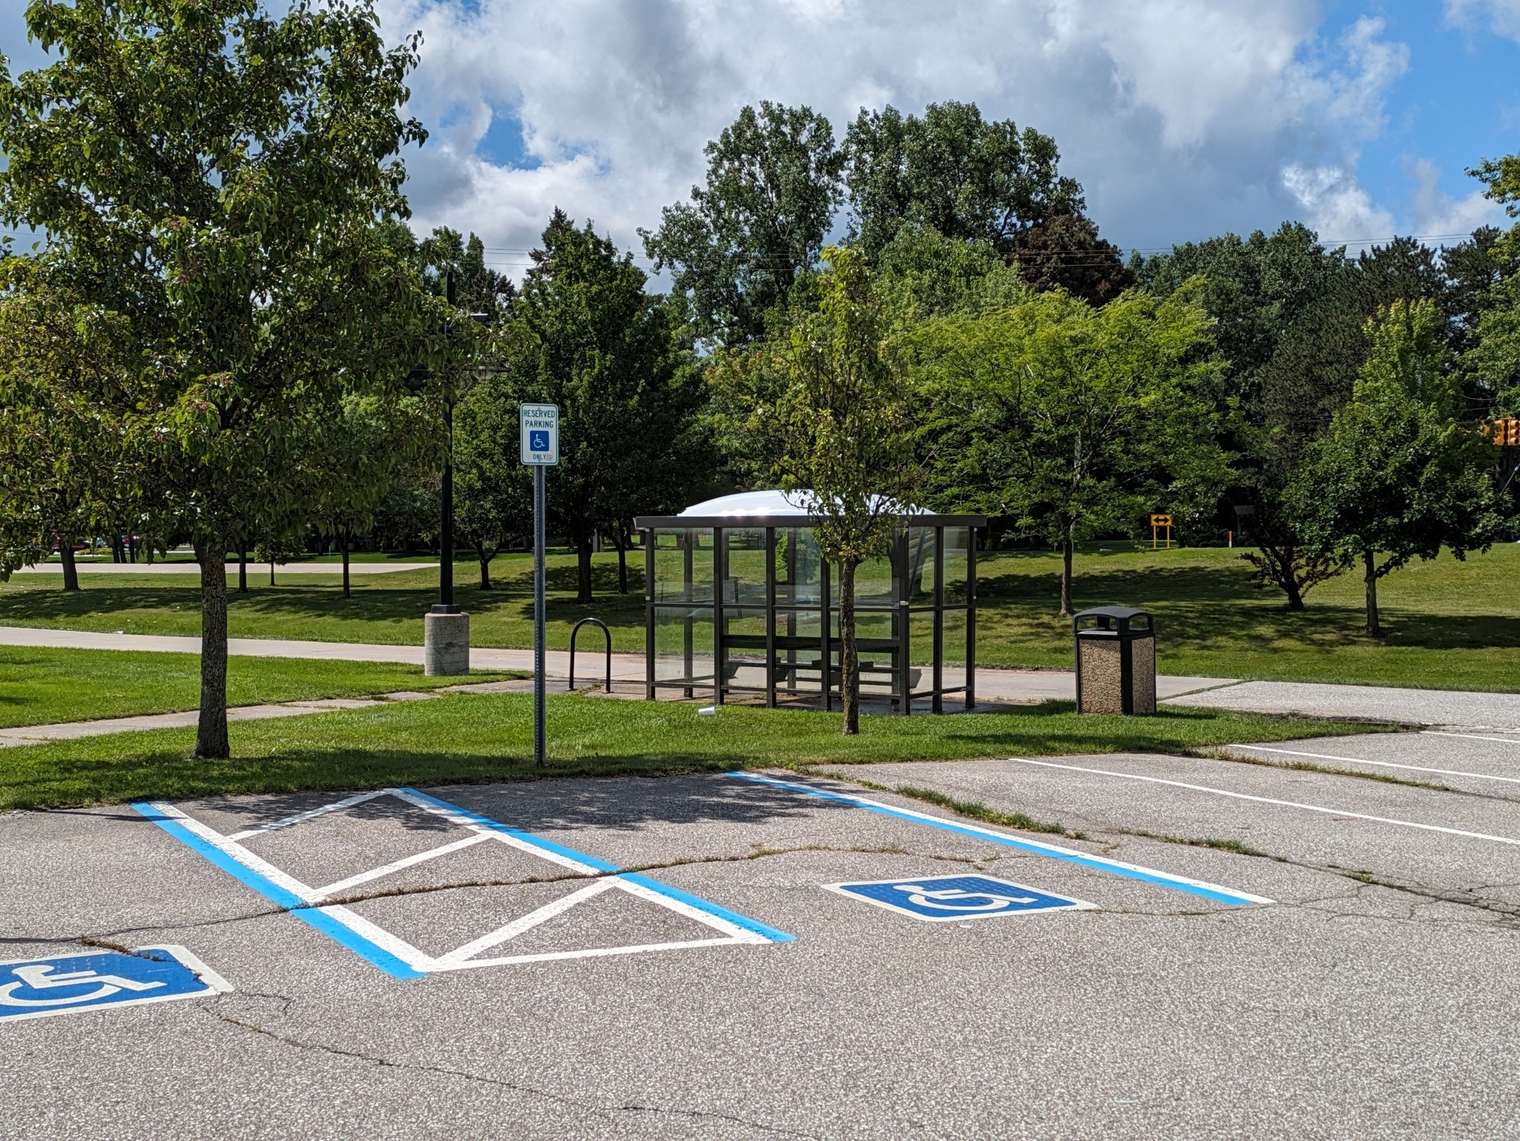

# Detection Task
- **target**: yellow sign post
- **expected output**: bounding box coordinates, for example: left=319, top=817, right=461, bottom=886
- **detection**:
left=1150, top=513, right=1173, bottom=550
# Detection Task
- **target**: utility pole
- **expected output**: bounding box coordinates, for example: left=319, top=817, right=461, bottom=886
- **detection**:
left=437, top=270, right=457, bottom=613
left=422, top=268, right=469, bottom=676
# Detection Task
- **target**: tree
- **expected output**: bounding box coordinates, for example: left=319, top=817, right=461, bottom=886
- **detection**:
left=1292, top=300, right=1507, bottom=635
left=0, top=284, right=123, bottom=590
left=727, top=247, right=919, bottom=734
left=1464, top=156, right=1520, bottom=415
left=843, top=101, right=1083, bottom=262
left=452, top=377, right=529, bottom=590
left=1010, top=213, right=1134, bottom=306
left=310, top=394, right=434, bottom=597
left=1133, top=223, right=1349, bottom=422
left=0, top=0, right=429, bottom=758
left=504, top=211, right=705, bottom=603
left=919, top=288, right=1226, bottom=615
left=642, top=103, right=843, bottom=347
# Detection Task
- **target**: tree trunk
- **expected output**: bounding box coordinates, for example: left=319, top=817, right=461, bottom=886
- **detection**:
left=341, top=533, right=351, bottom=599
left=194, top=540, right=230, bottom=759
left=840, top=558, right=860, bottom=735
left=613, top=527, right=628, bottom=595
left=58, top=538, right=80, bottom=592
left=1283, top=575, right=1305, bottom=610
left=1363, top=549, right=1380, bottom=637
left=576, top=534, right=594, bottom=604
left=1059, top=532, right=1075, bottom=617
left=269, top=559, right=276, bottom=587
left=237, top=542, right=248, bottom=593
left=475, top=539, right=492, bottom=591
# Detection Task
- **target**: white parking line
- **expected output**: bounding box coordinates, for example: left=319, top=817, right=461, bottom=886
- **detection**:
left=438, top=879, right=620, bottom=965
left=998, top=757, right=1520, bottom=846
left=314, top=833, right=496, bottom=899
left=227, top=790, right=391, bottom=841
left=1423, top=731, right=1520, bottom=746
left=1227, top=745, right=1520, bottom=786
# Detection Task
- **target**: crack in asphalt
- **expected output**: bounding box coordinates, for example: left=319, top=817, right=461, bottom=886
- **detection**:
left=801, top=770, right=1520, bottom=926
left=206, top=1007, right=821, bottom=1137
left=0, top=842, right=980, bottom=949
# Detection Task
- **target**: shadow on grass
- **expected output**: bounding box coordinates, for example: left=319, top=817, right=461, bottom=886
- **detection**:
left=4, top=702, right=1361, bottom=813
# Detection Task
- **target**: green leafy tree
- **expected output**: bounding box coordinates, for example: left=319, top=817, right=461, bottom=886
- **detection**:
left=1465, top=156, right=1520, bottom=414
left=918, top=288, right=1226, bottom=615
left=504, top=210, right=706, bottom=603
left=0, top=0, right=430, bottom=757
left=1292, top=300, right=1507, bottom=635
left=0, top=284, right=125, bottom=590
left=310, top=394, right=435, bottom=596
left=722, top=247, right=919, bottom=734
left=843, top=101, right=1083, bottom=261
left=452, top=376, right=529, bottom=590
left=643, top=103, right=843, bottom=347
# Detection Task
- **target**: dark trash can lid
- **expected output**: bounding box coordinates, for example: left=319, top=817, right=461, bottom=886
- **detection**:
left=1073, top=606, right=1153, bottom=634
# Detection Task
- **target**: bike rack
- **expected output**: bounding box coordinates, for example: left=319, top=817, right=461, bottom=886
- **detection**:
left=568, top=617, right=612, bottom=693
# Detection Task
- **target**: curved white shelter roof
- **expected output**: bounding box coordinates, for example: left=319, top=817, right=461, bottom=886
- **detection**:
left=677, top=489, right=817, bottom=518
left=638, top=489, right=984, bottom=529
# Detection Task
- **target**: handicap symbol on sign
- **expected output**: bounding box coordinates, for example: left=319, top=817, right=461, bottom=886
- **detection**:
left=824, top=874, right=1094, bottom=922
left=529, top=429, right=550, bottom=452
left=0, top=947, right=231, bottom=1024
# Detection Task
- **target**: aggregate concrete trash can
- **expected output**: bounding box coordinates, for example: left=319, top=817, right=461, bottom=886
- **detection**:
left=424, top=609, right=470, bottom=676
left=1073, top=606, right=1155, bottom=715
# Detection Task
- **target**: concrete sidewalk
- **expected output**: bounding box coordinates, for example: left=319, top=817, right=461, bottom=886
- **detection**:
left=13, top=560, right=434, bottom=576
left=1166, top=679, right=1520, bottom=731
left=0, top=625, right=1231, bottom=704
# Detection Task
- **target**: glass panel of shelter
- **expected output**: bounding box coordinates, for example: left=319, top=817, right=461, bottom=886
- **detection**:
left=645, top=520, right=973, bottom=712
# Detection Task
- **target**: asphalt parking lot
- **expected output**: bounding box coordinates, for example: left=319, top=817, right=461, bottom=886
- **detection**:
left=4, top=728, right=1520, bottom=1138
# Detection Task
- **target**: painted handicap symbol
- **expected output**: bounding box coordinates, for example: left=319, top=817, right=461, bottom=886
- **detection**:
left=825, top=874, right=1095, bottom=922
left=0, top=963, right=166, bottom=1007
left=0, top=947, right=231, bottom=1024
left=891, top=883, right=1039, bottom=912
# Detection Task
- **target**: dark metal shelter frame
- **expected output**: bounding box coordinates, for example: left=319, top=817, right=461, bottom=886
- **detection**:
left=635, top=499, right=985, bottom=714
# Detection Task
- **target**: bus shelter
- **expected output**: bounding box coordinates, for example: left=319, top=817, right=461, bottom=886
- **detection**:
left=634, top=490, right=985, bottom=714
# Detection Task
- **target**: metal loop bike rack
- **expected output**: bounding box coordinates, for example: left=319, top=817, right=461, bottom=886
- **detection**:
left=568, top=617, right=612, bottom=693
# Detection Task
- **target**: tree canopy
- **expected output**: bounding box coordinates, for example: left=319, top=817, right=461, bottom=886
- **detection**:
left=642, top=102, right=843, bottom=347
left=0, top=0, right=430, bottom=756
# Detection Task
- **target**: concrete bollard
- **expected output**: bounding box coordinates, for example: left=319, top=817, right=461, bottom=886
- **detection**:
left=424, top=611, right=470, bottom=676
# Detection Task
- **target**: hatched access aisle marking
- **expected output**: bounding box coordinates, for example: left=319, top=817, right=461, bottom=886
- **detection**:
left=134, top=787, right=792, bottom=980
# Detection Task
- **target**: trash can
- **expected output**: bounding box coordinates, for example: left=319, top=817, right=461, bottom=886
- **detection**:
left=1073, top=606, right=1155, bottom=715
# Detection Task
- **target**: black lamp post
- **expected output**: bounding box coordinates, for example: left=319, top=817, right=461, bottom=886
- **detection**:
left=435, top=270, right=459, bottom=615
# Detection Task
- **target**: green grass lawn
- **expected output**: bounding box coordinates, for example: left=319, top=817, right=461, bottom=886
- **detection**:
left=3, top=542, right=1517, bottom=690
left=0, top=692, right=1382, bottom=809
left=0, top=646, right=520, bottom=728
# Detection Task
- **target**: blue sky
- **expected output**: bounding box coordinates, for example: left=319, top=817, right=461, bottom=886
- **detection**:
left=3, top=0, right=1519, bottom=270
left=1309, top=0, right=1520, bottom=244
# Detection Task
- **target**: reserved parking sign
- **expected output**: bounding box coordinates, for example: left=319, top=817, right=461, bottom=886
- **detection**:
left=520, top=404, right=559, bottom=466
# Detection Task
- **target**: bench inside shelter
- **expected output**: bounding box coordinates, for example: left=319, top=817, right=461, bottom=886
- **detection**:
left=635, top=490, right=983, bottom=714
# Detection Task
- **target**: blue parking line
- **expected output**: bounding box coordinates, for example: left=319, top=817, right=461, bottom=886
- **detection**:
left=132, top=803, right=426, bottom=980
left=400, top=789, right=795, bottom=942
left=725, top=773, right=1270, bottom=907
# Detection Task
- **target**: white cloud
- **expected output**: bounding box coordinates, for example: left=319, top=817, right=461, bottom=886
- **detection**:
left=1405, top=157, right=1505, bottom=237
left=0, top=0, right=1439, bottom=268
left=1446, top=0, right=1520, bottom=41
left=392, top=0, right=1400, bottom=264
left=1281, top=163, right=1396, bottom=243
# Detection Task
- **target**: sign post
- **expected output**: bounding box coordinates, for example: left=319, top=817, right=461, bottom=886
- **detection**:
left=1149, top=513, right=1173, bottom=551
left=520, top=403, right=559, bottom=767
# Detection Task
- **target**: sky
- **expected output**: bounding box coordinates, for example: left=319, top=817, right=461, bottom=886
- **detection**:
left=4, top=0, right=1520, bottom=277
